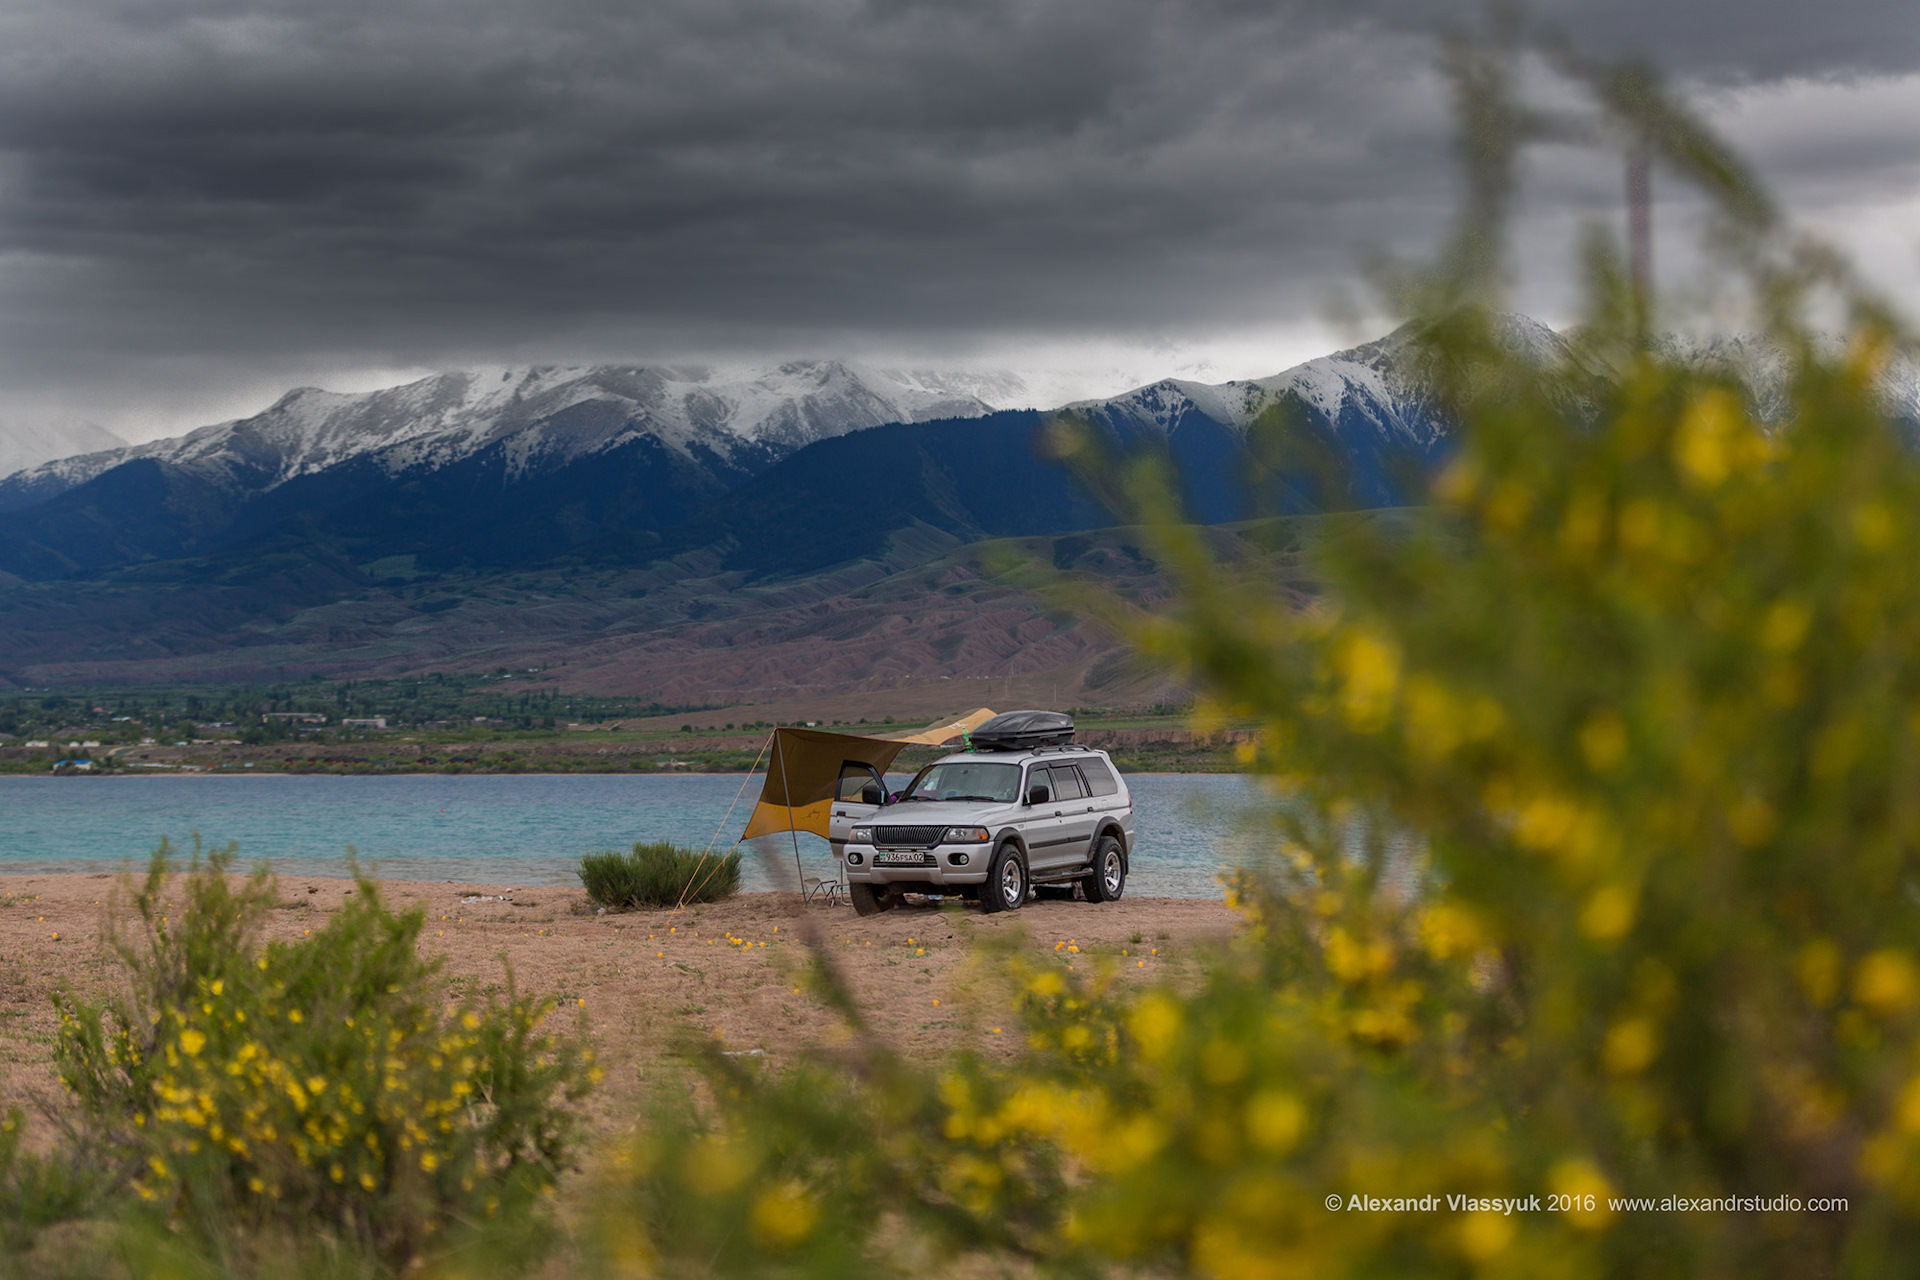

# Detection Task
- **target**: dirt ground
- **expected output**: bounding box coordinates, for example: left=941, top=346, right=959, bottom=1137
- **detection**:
left=0, top=873, right=1240, bottom=1147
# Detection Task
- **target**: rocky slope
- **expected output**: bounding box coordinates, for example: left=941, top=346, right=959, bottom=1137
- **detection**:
left=0, top=520, right=1312, bottom=706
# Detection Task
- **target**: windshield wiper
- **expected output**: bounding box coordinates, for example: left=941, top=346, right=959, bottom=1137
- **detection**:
left=947, top=794, right=1004, bottom=803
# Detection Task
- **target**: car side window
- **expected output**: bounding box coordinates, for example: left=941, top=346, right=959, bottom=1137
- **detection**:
left=1078, top=757, right=1120, bottom=797
left=1048, top=764, right=1086, bottom=801
left=836, top=763, right=883, bottom=801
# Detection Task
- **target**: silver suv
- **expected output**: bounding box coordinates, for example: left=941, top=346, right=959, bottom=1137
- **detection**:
left=830, top=746, right=1134, bottom=915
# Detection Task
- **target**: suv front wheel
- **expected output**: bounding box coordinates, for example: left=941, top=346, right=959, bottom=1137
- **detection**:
left=850, top=883, right=895, bottom=917
left=980, top=843, right=1028, bottom=913
left=1084, top=835, right=1126, bottom=903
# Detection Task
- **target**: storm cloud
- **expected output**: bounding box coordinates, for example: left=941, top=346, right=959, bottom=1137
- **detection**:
left=2, top=0, right=1918, bottom=438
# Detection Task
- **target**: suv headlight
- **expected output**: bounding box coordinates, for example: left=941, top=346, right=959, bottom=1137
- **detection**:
left=848, top=827, right=873, bottom=844
left=943, top=826, right=991, bottom=844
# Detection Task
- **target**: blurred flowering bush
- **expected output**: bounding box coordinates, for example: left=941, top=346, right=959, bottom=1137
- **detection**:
left=53, top=841, right=596, bottom=1271
left=583, top=31, right=1920, bottom=1280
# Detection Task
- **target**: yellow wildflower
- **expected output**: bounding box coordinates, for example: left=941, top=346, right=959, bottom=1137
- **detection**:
left=750, top=1181, right=820, bottom=1250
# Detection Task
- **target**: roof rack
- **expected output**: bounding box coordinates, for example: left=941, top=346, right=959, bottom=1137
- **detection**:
left=955, top=743, right=1088, bottom=756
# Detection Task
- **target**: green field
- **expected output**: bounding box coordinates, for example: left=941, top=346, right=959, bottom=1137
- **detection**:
left=0, top=688, right=1242, bottom=775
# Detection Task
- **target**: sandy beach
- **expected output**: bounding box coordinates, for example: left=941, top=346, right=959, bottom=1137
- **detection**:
left=0, top=872, right=1240, bottom=1147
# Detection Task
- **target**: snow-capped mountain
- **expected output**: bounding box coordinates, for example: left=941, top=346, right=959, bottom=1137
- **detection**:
left=1059, top=317, right=1568, bottom=511
left=1655, top=331, right=1920, bottom=428
left=1076, top=314, right=1562, bottom=441
left=0, top=326, right=1475, bottom=580
left=0, top=361, right=1025, bottom=510
left=0, top=418, right=125, bottom=482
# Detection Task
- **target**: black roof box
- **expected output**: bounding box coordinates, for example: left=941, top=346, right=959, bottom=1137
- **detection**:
left=970, top=709, right=1074, bottom=751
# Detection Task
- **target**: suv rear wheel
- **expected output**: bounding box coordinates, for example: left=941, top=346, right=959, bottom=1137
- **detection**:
left=1084, top=835, right=1126, bottom=903
left=980, top=843, right=1028, bottom=913
left=850, top=883, right=895, bottom=916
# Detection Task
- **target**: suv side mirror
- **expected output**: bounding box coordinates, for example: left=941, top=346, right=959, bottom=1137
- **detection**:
left=1026, top=783, right=1051, bottom=806
left=861, top=783, right=883, bottom=806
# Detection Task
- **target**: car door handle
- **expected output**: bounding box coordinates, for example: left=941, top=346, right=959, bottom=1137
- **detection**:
left=1052, top=810, right=1062, bottom=817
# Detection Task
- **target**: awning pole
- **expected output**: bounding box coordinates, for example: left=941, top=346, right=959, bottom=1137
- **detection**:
left=777, top=729, right=806, bottom=894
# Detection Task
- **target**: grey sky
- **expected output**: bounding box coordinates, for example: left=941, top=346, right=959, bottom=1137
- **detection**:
left=2, top=0, right=1917, bottom=442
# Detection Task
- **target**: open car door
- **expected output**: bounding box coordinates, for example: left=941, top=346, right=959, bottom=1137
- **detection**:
left=827, top=760, right=889, bottom=860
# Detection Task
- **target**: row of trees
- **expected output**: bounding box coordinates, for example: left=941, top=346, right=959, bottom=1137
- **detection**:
left=0, top=681, right=703, bottom=741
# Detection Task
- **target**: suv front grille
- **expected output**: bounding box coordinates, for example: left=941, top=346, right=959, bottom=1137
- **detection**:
left=875, top=826, right=944, bottom=847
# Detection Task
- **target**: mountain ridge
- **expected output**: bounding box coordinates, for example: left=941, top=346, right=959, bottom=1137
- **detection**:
left=0, top=325, right=1467, bottom=584
left=0, top=419, right=126, bottom=483
left=10, top=316, right=1920, bottom=701
left=0, top=317, right=1536, bottom=694
left=0, top=361, right=1026, bottom=512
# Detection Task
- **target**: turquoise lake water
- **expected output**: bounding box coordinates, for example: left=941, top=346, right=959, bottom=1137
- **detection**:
left=0, top=773, right=1271, bottom=898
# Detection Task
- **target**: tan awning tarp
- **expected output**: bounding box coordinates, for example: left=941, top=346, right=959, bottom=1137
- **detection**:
left=739, top=711, right=996, bottom=841
left=741, top=728, right=909, bottom=841
left=877, top=707, right=998, bottom=746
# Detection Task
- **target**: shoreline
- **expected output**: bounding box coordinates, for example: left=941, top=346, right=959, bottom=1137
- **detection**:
left=0, top=768, right=1253, bottom=780
left=0, top=864, right=1230, bottom=900
left=0, top=770, right=762, bottom=779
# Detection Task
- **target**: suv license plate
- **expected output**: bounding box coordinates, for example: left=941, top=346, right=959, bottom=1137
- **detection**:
left=874, top=853, right=930, bottom=866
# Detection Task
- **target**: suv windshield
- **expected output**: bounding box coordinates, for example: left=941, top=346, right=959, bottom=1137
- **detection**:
left=901, top=760, right=1021, bottom=804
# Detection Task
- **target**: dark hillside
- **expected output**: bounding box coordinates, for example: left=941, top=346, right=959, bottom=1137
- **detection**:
left=0, top=429, right=770, bottom=582
left=668, top=407, right=1291, bottom=580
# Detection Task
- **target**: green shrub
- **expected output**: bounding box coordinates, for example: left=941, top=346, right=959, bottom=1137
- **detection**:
left=572, top=32, right=1920, bottom=1280
left=0, top=1107, right=108, bottom=1259
left=52, top=839, right=598, bottom=1271
left=578, top=841, right=741, bottom=909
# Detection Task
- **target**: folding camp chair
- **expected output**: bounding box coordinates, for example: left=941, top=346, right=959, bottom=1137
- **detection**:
left=801, top=864, right=847, bottom=906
